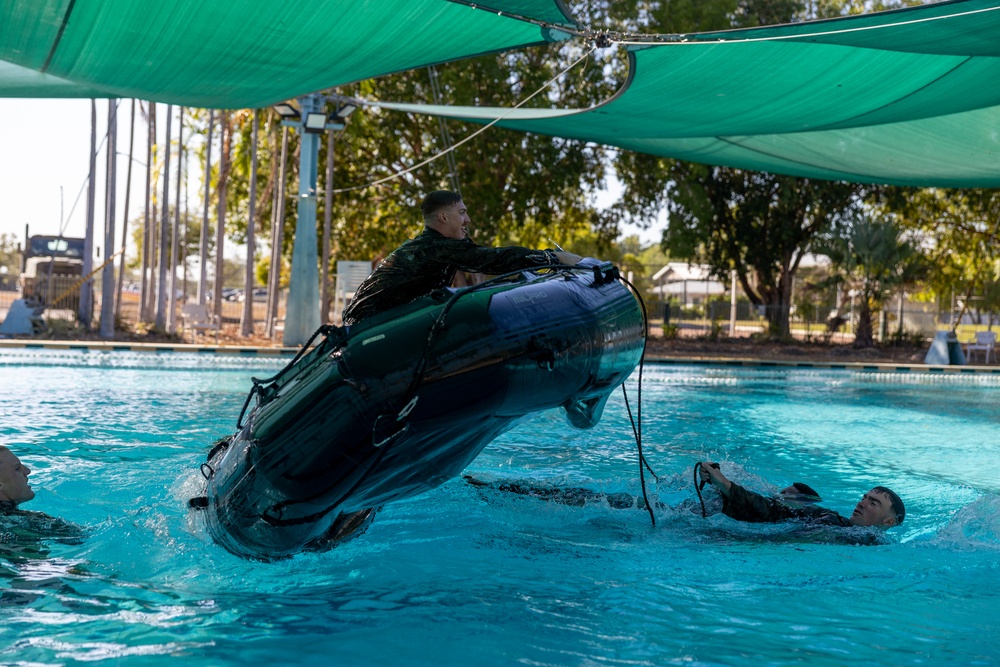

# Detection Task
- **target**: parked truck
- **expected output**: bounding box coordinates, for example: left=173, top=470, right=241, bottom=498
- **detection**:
left=20, top=235, right=87, bottom=307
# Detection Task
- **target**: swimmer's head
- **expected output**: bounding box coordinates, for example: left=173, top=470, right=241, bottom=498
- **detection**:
left=0, top=446, right=35, bottom=507
left=851, top=486, right=905, bottom=528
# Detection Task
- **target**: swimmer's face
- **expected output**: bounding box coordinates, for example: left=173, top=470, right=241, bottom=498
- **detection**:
left=436, top=200, right=470, bottom=240
left=850, top=489, right=896, bottom=527
left=0, top=448, right=34, bottom=505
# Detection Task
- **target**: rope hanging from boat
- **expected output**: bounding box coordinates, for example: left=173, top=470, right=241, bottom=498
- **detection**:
left=616, top=273, right=657, bottom=527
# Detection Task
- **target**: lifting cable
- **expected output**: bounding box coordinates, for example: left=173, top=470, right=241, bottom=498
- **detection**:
left=331, top=46, right=596, bottom=194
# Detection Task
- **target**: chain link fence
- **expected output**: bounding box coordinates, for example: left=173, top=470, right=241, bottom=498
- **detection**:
left=651, top=296, right=953, bottom=343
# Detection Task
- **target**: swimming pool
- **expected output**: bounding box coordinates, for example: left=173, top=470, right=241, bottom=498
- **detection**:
left=1, top=349, right=998, bottom=666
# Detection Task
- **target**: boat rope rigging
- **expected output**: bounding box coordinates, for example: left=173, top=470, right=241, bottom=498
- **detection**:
left=616, top=272, right=657, bottom=527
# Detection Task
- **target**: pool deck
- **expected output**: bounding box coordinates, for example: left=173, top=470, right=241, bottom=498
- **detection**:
left=2, top=337, right=998, bottom=374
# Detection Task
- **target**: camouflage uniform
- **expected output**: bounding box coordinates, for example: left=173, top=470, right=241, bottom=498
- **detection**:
left=343, top=227, right=557, bottom=325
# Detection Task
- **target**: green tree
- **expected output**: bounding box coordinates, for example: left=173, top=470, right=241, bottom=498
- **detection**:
left=817, top=213, right=926, bottom=347
left=592, top=0, right=886, bottom=338
left=665, top=166, right=864, bottom=337
left=884, top=187, right=1000, bottom=330
left=213, top=36, right=620, bottom=279
left=0, top=233, right=22, bottom=287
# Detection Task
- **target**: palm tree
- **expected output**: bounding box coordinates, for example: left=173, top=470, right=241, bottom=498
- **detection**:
left=819, top=213, right=926, bottom=348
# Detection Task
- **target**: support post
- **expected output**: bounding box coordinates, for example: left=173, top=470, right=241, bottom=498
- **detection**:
left=240, top=110, right=259, bottom=336
left=114, top=99, right=136, bottom=321
left=321, top=129, right=334, bottom=323
left=80, top=99, right=97, bottom=327
left=155, top=104, right=173, bottom=330
left=267, top=126, right=289, bottom=338
left=729, top=270, right=737, bottom=337
left=168, top=106, right=184, bottom=332
left=283, top=94, right=323, bottom=346
left=198, top=110, right=214, bottom=305
left=99, top=100, right=118, bottom=338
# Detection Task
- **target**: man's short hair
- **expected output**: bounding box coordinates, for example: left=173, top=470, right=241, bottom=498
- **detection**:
left=421, top=190, right=463, bottom=218
left=873, top=486, right=905, bottom=525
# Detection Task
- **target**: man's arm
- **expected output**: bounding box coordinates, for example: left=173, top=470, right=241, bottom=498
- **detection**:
left=434, top=238, right=581, bottom=275
left=699, top=462, right=796, bottom=524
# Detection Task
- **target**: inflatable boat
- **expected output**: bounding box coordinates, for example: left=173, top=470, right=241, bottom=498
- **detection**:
left=196, top=260, right=645, bottom=560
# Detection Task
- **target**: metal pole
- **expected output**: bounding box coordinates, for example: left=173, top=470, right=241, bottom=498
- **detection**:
left=267, top=126, right=289, bottom=338
left=729, top=270, right=737, bottom=337
left=213, top=112, right=230, bottom=321
left=181, top=130, right=189, bottom=301
left=283, top=93, right=323, bottom=346
left=141, top=103, right=155, bottom=322
left=241, top=110, right=259, bottom=336
left=99, top=100, right=118, bottom=338
left=321, top=129, right=334, bottom=323
left=155, top=104, right=172, bottom=330
left=167, top=106, right=184, bottom=331
left=80, top=99, right=97, bottom=327
left=198, top=109, right=214, bottom=305
left=115, top=99, right=136, bottom=321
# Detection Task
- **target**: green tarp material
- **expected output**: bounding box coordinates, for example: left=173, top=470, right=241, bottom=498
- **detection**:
left=380, top=0, right=1000, bottom=187
left=0, top=0, right=573, bottom=107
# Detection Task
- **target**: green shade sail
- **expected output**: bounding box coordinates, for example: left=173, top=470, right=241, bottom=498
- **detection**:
left=0, top=0, right=572, bottom=107
left=381, top=0, right=1000, bottom=187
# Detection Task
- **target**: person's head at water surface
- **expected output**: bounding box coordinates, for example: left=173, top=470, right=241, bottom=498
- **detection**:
left=422, top=190, right=470, bottom=240
left=0, top=446, right=35, bottom=507
left=851, top=486, right=905, bottom=528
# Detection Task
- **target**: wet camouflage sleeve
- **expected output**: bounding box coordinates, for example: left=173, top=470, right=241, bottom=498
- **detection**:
left=343, top=228, right=557, bottom=325
left=722, top=482, right=852, bottom=527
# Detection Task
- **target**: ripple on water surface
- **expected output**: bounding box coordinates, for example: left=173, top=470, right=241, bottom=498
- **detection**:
left=0, top=353, right=998, bottom=666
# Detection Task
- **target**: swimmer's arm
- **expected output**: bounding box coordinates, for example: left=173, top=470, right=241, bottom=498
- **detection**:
left=699, top=462, right=733, bottom=497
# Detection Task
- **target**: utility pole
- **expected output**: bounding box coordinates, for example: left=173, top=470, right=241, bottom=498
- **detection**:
left=80, top=99, right=97, bottom=327
left=99, top=100, right=118, bottom=338
left=155, top=104, right=172, bottom=330
left=115, top=99, right=136, bottom=321
left=241, top=110, right=259, bottom=336
left=198, top=110, right=214, bottom=305
left=167, top=106, right=184, bottom=332
left=321, top=129, right=334, bottom=323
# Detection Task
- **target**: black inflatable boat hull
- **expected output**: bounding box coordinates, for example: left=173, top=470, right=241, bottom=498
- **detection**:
left=202, top=263, right=644, bottom=559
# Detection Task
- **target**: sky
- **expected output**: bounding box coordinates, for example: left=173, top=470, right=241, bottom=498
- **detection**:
left=0, top=98, right=149, bottom=252
left=0, top=98, right=660, bottom=256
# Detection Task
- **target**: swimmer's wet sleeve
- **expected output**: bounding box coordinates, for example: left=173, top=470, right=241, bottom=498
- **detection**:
left=723, top=483, right=853, bottom=527
left=722, top=482, right=797, bottom=523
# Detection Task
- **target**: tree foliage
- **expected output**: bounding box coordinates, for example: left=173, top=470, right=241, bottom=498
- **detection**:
left=816, top=212, right=926, bottom=347
left=0, top=233, right=21, bottom=281
left=883, top=187, right=1000, bottom=328
left=666, top=165, right=865, bottom=336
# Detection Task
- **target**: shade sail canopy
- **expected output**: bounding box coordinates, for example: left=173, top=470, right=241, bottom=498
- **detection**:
left=0, top=0, right=573, bottom=107
left=380, top=0, right=1000, bottom=187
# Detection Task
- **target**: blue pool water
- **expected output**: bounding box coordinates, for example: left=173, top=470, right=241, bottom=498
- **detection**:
left=1, top=349, right=998, bottom=666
